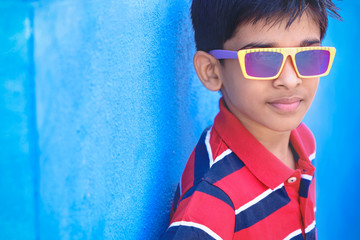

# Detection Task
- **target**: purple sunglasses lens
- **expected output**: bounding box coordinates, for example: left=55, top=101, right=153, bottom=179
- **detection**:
left=295, top=50, right=330, bottom=76
left=245, top=52, right=283, bottom=78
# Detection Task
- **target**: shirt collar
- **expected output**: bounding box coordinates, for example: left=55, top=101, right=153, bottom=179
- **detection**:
left=213, top=98, right=312, bottom=189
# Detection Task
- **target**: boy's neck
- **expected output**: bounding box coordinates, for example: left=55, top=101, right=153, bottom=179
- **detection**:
left=240, top=118, right=296, bottom=170
left=222, top=98, right=297, bottom=169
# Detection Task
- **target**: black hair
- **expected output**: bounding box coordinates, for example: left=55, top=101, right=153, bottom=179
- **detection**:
left=191, top=0, right=342, bottom=52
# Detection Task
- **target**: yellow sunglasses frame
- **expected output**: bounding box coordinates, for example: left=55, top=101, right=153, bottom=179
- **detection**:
left=210, top=46, right=336, bottom=80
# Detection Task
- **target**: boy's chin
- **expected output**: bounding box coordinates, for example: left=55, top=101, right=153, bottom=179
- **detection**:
left=267, top=120, right=304, bottom=133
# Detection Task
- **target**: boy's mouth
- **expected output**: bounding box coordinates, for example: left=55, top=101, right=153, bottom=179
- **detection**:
left=267, top=97, right=303, bottom=112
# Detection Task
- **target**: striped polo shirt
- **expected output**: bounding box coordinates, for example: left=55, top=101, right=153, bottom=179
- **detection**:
left=162, top=98, right=317, bottom=240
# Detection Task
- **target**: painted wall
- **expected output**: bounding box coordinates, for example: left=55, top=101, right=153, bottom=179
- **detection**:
left=0, top=0, right=358, bottom=239
left=304, top=2, right=360, bottom=239
left=0, top=2, right=38, bottom=240
left=33, top=0, right=218, bottom=239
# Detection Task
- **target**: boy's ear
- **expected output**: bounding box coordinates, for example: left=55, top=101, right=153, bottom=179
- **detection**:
left=193, top=51, right=222, bottom=91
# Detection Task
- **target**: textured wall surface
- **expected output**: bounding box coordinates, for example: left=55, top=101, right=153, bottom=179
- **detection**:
left=33, top=0, right=218, bottom=239
left=0, top=2, right=38, bottom=240
left=0, top=0, right=359, bottom=239
left=304, top=2, right=360, bottom=239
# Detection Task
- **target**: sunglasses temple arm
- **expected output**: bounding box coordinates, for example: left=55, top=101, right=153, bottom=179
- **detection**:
left=208, top=50, right=238, bottom=59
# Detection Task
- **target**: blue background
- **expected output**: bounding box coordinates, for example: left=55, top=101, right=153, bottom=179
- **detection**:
left=0, top=0, right=358, bottom=239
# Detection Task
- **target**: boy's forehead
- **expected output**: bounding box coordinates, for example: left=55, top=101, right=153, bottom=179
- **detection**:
left=225, top=14, right=321, bottom=50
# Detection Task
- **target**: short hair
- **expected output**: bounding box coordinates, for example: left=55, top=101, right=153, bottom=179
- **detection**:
left=191, top=0, right=342, bottom=52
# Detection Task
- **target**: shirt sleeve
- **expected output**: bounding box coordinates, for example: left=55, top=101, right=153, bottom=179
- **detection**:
left=161, top=180, right=235, bottom=240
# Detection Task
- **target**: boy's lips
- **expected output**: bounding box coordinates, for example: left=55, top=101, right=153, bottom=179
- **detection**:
left=267, top=97, right=303, bottom=112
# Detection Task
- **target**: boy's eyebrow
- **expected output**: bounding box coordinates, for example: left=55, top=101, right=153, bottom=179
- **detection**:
left=238, top=42, right=274, bottom=50
left=300, top=39, right=321, bottom=46
left=238, top=39, right=321, bottom=50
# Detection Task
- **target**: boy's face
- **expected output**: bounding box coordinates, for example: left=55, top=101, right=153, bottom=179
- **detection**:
left=220, top=14, right=320, bottom=135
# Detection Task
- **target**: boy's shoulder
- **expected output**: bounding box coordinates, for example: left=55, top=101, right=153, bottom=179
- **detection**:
left=178, top=120, right=316, bottom=206
left=179, top=125, right=239, bottom=196
left=168, top=118, right=317, bottom=236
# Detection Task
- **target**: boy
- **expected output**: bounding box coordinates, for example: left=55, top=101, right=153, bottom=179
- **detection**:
left=162, top=0, right=341, bottom=239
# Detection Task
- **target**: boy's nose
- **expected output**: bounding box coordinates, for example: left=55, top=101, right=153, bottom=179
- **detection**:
left=273, top=57, right=301, bottom=89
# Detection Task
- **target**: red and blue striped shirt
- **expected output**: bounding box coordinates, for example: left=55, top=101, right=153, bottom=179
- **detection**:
left=162, top=98, right=317, bottom=240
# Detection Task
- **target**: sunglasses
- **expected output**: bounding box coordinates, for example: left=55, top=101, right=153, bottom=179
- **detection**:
left=209, top=46, right=336, bottom=80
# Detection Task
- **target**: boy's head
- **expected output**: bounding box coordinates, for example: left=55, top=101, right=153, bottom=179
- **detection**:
left=191, top=0, right=341, bottom=135
left=191, top=0, right=340, bottom=52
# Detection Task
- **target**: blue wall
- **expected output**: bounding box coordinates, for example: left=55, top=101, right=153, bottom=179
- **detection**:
left=0, top=2, right=38, bottom=239
left=33, top=0, right=218, bottom=239
left=304, top=2, right=360, bottom=239
left=0, top=0, right=358, bottom=239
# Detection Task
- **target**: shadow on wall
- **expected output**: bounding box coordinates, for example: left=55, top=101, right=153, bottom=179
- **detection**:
left=0, top=2, right=39, bottom=240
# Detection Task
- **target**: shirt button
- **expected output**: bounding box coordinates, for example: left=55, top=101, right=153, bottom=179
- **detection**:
left=287, top=177, right=297, bottom=183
